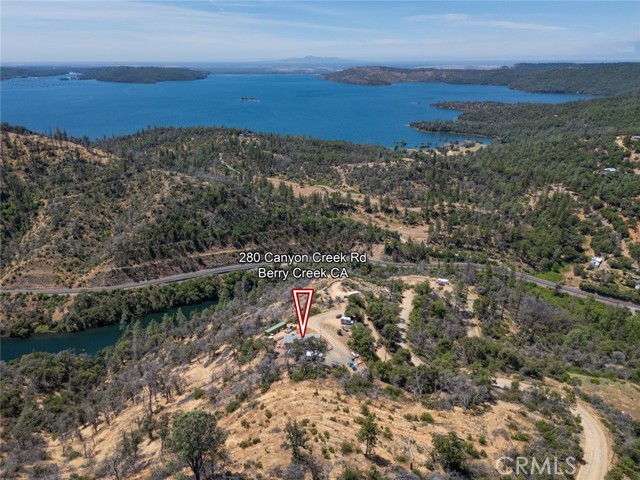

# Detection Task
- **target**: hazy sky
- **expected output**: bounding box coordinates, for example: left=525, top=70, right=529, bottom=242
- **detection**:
left=2, top=1, right=639, bottom=63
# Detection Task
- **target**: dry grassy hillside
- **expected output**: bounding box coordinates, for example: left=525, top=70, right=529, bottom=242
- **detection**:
left=40, top=344, right=546, bottom=480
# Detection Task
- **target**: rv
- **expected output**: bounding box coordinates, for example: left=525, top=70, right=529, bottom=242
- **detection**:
left=340, top=316, right=353, bottom=325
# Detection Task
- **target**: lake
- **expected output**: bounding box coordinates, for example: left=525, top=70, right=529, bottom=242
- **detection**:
left=1, top=74, right=588, bottom=148
left=0, top=299, right=217, bottom=362
left=0, top=73, right=589, bottom=361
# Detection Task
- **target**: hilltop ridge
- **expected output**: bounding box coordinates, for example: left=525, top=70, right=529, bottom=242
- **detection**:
left=1, top=66, right=208, bottom=83
left=324, top=62, right=640, bottom=95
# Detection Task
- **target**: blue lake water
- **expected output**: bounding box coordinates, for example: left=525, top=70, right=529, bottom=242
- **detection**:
left=1, top=74, right=588, bottom=148
left=0, top=300, right=217, bottom=362
left=0, top=73, right=590, bottom=361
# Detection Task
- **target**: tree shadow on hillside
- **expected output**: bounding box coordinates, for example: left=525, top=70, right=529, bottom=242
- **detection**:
left=369, top=454, right=390, bottom=467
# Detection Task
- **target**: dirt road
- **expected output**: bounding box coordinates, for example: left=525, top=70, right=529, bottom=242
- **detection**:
left=465, top=291, right=482, bottom=338
left=574, top=403, right=611, bottom=480
left=361, top=316, right=391, bottom=362
left=494, top=378, right=611, bottom=480
left=309, top=308, right=352, bottom=366
left=316, top=277, right=612, bottom=480
left=397, top=286, right=424, bottom=366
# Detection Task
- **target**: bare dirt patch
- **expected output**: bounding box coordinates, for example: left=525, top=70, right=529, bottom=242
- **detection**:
left=572, top=375, right=640, bottom=419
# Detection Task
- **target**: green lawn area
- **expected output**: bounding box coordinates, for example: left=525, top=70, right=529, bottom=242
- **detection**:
left=535, top=271, right=563, bottom=283
left=535, top=264, right=570, bottom=283
left=528, top=284, right=611, bottom=319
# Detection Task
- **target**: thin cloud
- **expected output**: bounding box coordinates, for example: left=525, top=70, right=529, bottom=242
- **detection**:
left=408, top=13, right=472, bottom=23
left=474, top=20, right=566, bottom=31
left=2, top=1, right=635, bottom=62
left=2, top=1, right=372, bottom=34
left=407, top=13, right=566, bottom=31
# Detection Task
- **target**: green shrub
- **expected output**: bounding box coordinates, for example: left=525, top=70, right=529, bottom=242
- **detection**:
left=340, top=441, right=355, bottom=455
left=192, top=388, right=205, bottom=400
left=512, top=431, right=530, bottom=442
left=395, top=453, right=409, bottom=463
left=65, top=449, right=82, bottom=460
left=226, top=400, right=241, bottom=413
left=238, top=437, right=261, bottom=449
left=420, top=411, right=435, bottom=424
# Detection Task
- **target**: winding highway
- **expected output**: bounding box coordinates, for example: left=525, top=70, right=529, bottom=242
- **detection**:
left=378, top=260, right=640, bottom=313
left=0, top=263, right=264, bottom=295
left=3, top=260, right=637, bottom=314
left=2, top=261, right=617, bottom=479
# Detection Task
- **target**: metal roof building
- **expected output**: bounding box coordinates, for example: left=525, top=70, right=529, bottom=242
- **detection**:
left=264, top=321, right=287, bottom=335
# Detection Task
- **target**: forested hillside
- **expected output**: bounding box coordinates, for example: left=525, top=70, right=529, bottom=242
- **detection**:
left=1, top=125, right=392, bottom=293
left=407, top=92, right=640, bottom=292
left=2, top=64, right=640, bottom=479
left=413, top=92, right=640, bottom=140
left=325, top=62, right=640, bottom=95
left=1, top=66, right=207, bottom=83
left=3, top=82, right=640, bottom=333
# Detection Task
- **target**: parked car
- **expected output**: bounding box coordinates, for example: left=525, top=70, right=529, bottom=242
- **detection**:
left=348, top=360, right=357, bottom=371
left=342, top=325, right=350, bottom=332
left=351, top=351, right=359, bottom=358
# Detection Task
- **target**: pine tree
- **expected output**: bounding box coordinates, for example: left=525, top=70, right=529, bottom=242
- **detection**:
left=282, top=419, right=309, bottom=463
left=357, top=412, right=379, bottom=457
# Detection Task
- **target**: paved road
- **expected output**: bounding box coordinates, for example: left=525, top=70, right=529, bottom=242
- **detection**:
left=4, top=258, right=614, bottom=478
left=377, top=261, right=639, bottom=313
left=2, top=260, right=638, bottom=313
left=0, top=263, right=268, bottom=295
left=513, top=271, right=638, bottom=313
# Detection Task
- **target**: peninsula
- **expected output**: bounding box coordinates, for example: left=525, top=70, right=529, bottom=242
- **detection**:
left=1, top=65, right=208, bottom=84
left=324, top=62, right=640, bottom=96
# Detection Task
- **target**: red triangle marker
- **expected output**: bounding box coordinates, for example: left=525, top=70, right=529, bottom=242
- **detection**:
left=291, top=288, right=315, bottom=339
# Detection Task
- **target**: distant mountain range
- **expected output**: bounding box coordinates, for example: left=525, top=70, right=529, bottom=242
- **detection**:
left=196, top=56, right=365, bottom=74
left=274, top=55, right=357, bottom=65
